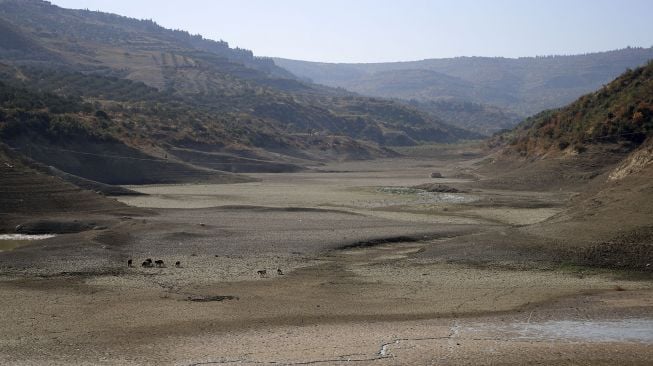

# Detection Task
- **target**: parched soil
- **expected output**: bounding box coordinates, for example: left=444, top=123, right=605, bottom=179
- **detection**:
left=0, top=152, right=651, bottom=365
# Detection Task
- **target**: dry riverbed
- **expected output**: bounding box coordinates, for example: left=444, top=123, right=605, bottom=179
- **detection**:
left=0, top=157, right=651, bottom=365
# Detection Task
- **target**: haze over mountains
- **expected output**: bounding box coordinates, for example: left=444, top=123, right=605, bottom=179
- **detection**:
left=0, top=0, right=482, bottom=185
left=497, top=61, right=653, bottom=158
left=0, top=0, right=652, bottom=185
left=276, top=48, right=653, bottom=134
left=2, top=1, right=653, bottom=363
left=1, top=0, right=646, bottom=249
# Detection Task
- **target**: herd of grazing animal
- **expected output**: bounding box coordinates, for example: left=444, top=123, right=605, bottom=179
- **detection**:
left=126, top=258, right=180, bottom=268
left=257, top=268, right=284, bottom=277
left=128, top=258, right=283, bottom=277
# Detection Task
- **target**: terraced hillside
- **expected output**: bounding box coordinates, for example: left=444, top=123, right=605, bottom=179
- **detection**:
left=0, top=144, right=141, bottom=231
left=0, top=0, right=479, bottom=183
left=0, top=79, right=257, bottom=184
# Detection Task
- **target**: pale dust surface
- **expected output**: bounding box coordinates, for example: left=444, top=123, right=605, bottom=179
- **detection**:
left=462, top=207, right=562, bottom=225
left=2, top=157, right=652, bottom=365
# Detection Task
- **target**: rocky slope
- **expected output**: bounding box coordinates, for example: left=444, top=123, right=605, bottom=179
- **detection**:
left=477, top=62, right=653, bottom=263
left=494, top=61, right=653, bottom=159
left=0, top=143, right=144, bottom=231
left=0, top=0, right=478, bottom=182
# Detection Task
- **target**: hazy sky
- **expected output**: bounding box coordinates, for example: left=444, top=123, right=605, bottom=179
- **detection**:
left=49, top=0, right=653, bottom=63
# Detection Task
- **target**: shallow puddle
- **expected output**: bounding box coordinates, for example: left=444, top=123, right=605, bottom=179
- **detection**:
left=0, top=234, right=56, bottom=252
left=468, top=319, right=653, bottom=343
left=377, top=187, right=478, bottom=204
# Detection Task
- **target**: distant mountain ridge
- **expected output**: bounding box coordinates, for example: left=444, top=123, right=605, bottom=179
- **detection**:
left=0, top=0, right=482, bottom=185
left=275, top=48, right=653, bottom=128
left=0, top=0, right=477, bottom=146
left=409, top=99, right=522, bottom=136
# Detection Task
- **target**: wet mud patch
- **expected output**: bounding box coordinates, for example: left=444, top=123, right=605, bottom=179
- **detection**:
left=216, top=205, right=362, bottom=215
left=339, top=235, right=420, bottom=250
left=337, top=231, right=461, bottom=250
left=162, top=231, right=210, bottom=241
left=14, top=220, right=102, bottom=234
left=186, top=295, right=238, bottom=302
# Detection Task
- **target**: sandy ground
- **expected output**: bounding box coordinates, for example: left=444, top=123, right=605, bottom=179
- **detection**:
left=119, top=158, right=567, bottom=226
left=0, top=156, right=651, bottom=365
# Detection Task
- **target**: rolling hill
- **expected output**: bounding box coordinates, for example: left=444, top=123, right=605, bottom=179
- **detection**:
left=275, top=48, right=653, bottom=133
left=483, top=60, right=653, bottom=192
left=478, top=61, right=653, bottom=254
left=407, top=99, right=522, bottom=136
left=0, top=0, right=480, bottom=185
left=495, top=61, right=653, bottom=158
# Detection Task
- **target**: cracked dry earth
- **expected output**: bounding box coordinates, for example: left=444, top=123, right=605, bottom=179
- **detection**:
left=1, top=158, right=652, bottom=365
left=3, top=241, right=652, bottom=365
